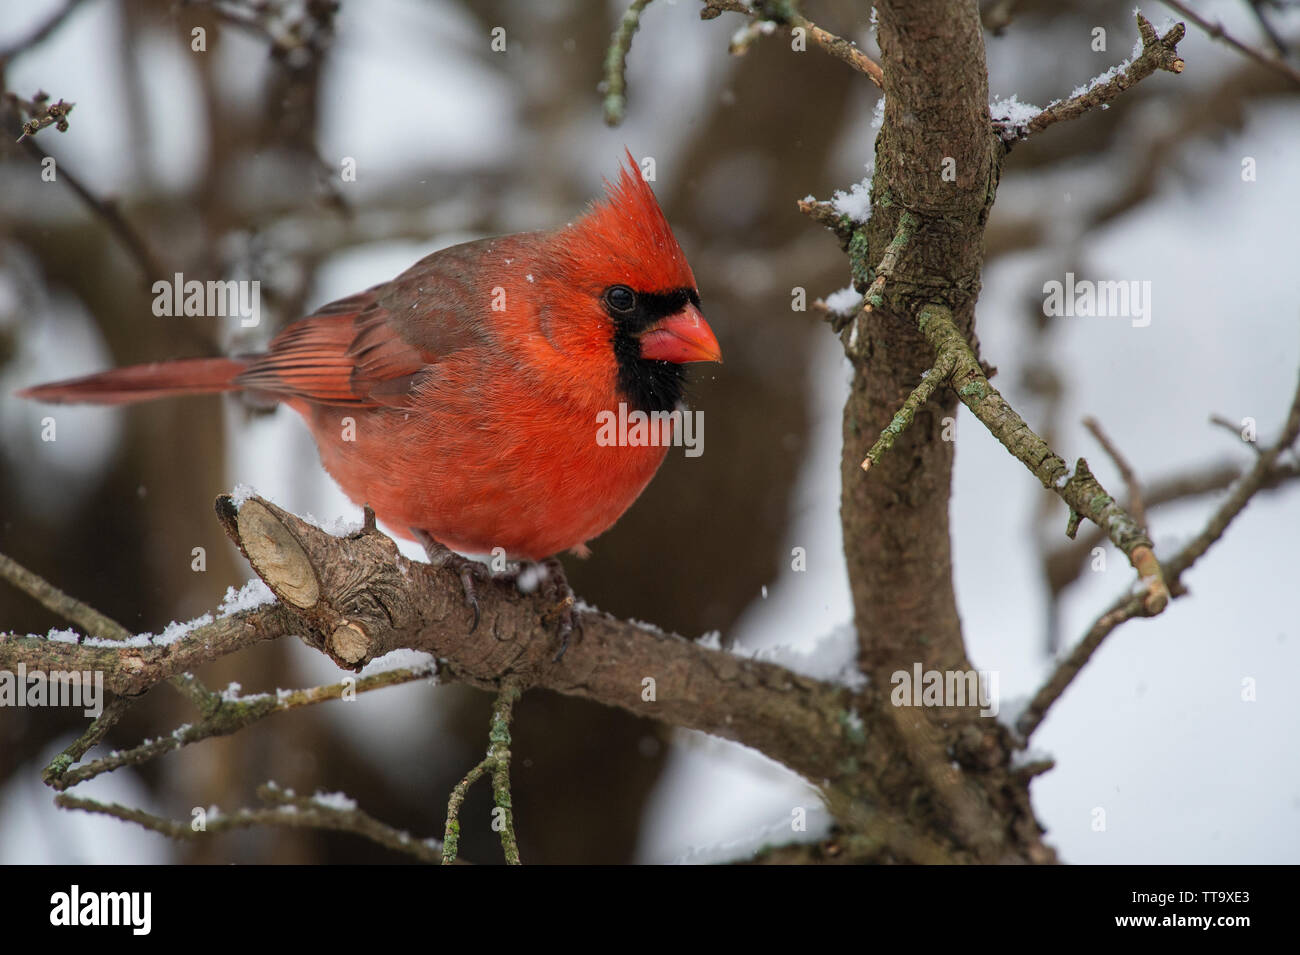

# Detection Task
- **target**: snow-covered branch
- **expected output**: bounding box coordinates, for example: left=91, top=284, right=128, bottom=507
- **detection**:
left=994, top=13, right=1186, bottom=142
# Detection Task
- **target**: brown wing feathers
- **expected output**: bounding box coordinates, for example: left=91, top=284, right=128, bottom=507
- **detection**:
left=234, top=305, right=431, bottom=408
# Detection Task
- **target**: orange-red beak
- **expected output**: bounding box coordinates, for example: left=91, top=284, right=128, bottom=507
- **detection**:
left=637, top=305, right=722, bottom=364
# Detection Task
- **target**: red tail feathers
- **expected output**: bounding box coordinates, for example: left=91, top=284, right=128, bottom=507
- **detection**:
left=16, top=358, right=249, bottom=405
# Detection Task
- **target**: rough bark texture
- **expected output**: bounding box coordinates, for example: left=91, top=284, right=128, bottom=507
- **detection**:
left=844, top=1, right=998, bottom=680
left=832, top=1, right=1054, bottom=862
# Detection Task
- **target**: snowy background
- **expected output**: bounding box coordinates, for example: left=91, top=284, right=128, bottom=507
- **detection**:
left=1, top=0, right=1297, bottom=864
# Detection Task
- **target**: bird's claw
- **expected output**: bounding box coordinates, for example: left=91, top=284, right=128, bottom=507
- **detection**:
left=414, top=529, right=489, bottom=633
left=458, top=566, right=483, bottom=634
left=536, top=557, right=579, bottom=662
left=551, top=598, right=576, bottom=663
left=413, top=532, right=580, bottom=656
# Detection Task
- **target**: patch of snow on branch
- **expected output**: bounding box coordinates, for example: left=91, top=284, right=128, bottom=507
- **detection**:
left=217, top=578, right=276, bottom=617
left=750, top=622, right=867, bottom=691
left=358, top=649, right=438, bottom=678
left=823, top=285, right=864, bottom=316
left=152, top=614, right=213, bottom=646
left=229, top=483, right=259, bottom=509
left=228, top=483, right=360, bottom=536
left=301, top=512, right=364, bottom=537
left=827, top=97, right=885, bottom=224
left=311, top=790, right=358, bottom=812
left=831, top=178, right=873, bottom=223
left=989, top=93, right=1042, bottom=136
left=675, top=804, right=832, bottom=864
left=693, top=622, right=866, bottom=690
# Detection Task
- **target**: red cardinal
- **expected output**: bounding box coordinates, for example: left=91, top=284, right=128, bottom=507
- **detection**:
left=19, top=155, right=720, bottom=640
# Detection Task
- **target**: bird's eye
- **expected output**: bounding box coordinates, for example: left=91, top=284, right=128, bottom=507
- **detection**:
left=605, top=285, right=636, bottom=313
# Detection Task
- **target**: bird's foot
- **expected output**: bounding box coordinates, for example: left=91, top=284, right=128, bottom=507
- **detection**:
left=412, top=532, right=579, bottom=658
left=413, top=530, right=490, bottom=633
left=522, top=557, right=579, bottom=662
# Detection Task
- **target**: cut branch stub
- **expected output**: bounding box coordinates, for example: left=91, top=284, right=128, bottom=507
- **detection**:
left=231, top=499, right=320, bottom=609
left=215, top=494, right=422, bottom=669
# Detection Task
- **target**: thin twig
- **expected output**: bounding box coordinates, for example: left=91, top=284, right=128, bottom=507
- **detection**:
left=796, top=197, right=854, bottom=244
left=56, top=783, right=444, bottom=863
left=1004, top=14, right=1186, bottom=141
left=1017, top=595, right=1140, bottom=738
left=863, top=303, right=1170, bottom=615
left=0, top=550, right=134, bottom=642
left=487, top=678, right=522, bottom=864
left=1209, top=413, right=1264, bottom=454
left=442, top=675, right=524, bottom=865
left=0, top=0, right=88, bottom=64
left=700, top=0, right=883, bottom=88
left=1159, top=0, right=1300, bottom=86
left=817, top=210, right=915, bottom=342
left=0, top=549, right=266, bottom=783
left=1244, top=0, right=1288, bottom=57
left=167, top=670, right=221, bottom=714
left=1044, top=458, right=1300, bottom=599
left=442, top=762, right=487, bottom=865
left=41, top=696, right=135, bottom=786
left=1164, top=371, right=1300, bottom=581
left=861, top=359, right=955, bottom=472
left=861, top=210, right=918, bottom=314
left=1083, top=416, right=1147, bottom=529
left=7, top=132, right=168, bottom=282
left=603, top=0, right=654, bottom=126
left=7, top=92, right=75, bottom=142
left=44, top=664, right=437, bottom=791
left=1019, top=364, right=1300, bottom=737
left=0, top=547, right=227, bottom=723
